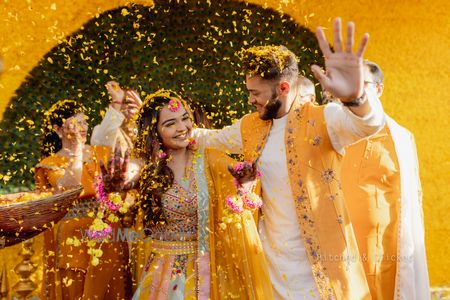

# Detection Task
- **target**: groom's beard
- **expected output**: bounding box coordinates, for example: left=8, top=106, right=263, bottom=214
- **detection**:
left=260, top=90, right=282, bottom=120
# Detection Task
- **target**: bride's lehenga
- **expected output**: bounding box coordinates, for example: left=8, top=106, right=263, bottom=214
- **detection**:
left=133, top=149, right=273, bottom=300
left=134, top=179, right=206, bottom=299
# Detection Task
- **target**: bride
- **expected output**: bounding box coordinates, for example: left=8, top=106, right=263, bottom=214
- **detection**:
left=101, top=89, right=273, bottom=299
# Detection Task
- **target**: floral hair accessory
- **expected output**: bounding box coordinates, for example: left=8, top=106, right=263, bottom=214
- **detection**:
left=168, top=98, right=182, bottom=112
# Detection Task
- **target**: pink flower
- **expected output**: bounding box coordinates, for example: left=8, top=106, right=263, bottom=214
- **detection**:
left=168, top=98, right=181, bottom=112
left=256, top=170, right=262, bottom=178
left=157, top=150, right=167, bottom=159
left=87, top=224, right=112, bottom=240
left=225, top=195, right=244, bottom=213
left=95, top=176, right=108, bottom=203
left=106, top=201, right=121, bottom=211
left=242, top=192, right=263, bottom=210
left=95, top=176, right=121, bottom=211
left=188, top=138, right=197, bottom=146
left=233, top=162, right=246, bottom=173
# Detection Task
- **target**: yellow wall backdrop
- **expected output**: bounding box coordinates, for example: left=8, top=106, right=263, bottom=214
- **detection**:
left=0, top=0, right=449, bottom=292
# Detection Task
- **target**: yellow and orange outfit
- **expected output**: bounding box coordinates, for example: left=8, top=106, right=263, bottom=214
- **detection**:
left=133, top=149, right=273, bottom=300
left=342, top=117, right=430, bottom=299
left=36, top=145, right=131, bottom=300
left=195, top=92, right=386, bottom=299
left=239, top=102, right=370, bottom=299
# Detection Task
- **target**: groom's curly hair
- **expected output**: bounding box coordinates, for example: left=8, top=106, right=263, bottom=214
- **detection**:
left=240, top=45, right=299, bottom=82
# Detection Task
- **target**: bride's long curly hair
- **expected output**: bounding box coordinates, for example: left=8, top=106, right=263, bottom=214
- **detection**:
left=134, top=89, right=194, bottom=228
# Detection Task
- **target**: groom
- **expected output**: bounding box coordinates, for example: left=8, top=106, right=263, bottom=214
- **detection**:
left=195, top=18, right=383, bottom=299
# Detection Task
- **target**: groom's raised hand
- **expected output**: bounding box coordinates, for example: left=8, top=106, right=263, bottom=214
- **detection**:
left=311, top=18, right=369, bottom=103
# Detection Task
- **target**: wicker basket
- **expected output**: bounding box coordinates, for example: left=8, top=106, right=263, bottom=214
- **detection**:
left=0, top=186, right=83, bottom=247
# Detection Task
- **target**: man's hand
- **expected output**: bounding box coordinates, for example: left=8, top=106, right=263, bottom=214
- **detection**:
left=311, top=18, right=369, bottom=102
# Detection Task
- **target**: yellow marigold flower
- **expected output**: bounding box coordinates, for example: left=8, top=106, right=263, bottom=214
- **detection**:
left=93, top=249, right=103, bottom=257
left=73, top=237, right=81, bottom=247
left=219, top=222, right=227, bottom=230
left=109, top=192, right=123, bottom=205
left=63, top=277, right=73, bottom=287
left=91, top=256, right=100, bottom=266
left=107, top=213, right=119, bottom=223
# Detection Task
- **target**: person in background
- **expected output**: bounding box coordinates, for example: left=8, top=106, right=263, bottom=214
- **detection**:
left=36, top=100, right=131, bottom=300
left=297, top=75, right=316, bottom=104
left=342, top=60, right=430, bottom=299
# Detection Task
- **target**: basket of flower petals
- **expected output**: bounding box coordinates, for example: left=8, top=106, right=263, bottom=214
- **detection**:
left=0, top=185, right=83, bottom=247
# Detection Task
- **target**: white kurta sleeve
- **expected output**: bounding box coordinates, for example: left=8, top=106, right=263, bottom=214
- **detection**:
left=192, top=118, right=243, bottom=154
left=324, top=88, right=385, bottom=155
left=90, top=107, right=125, bottom=149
